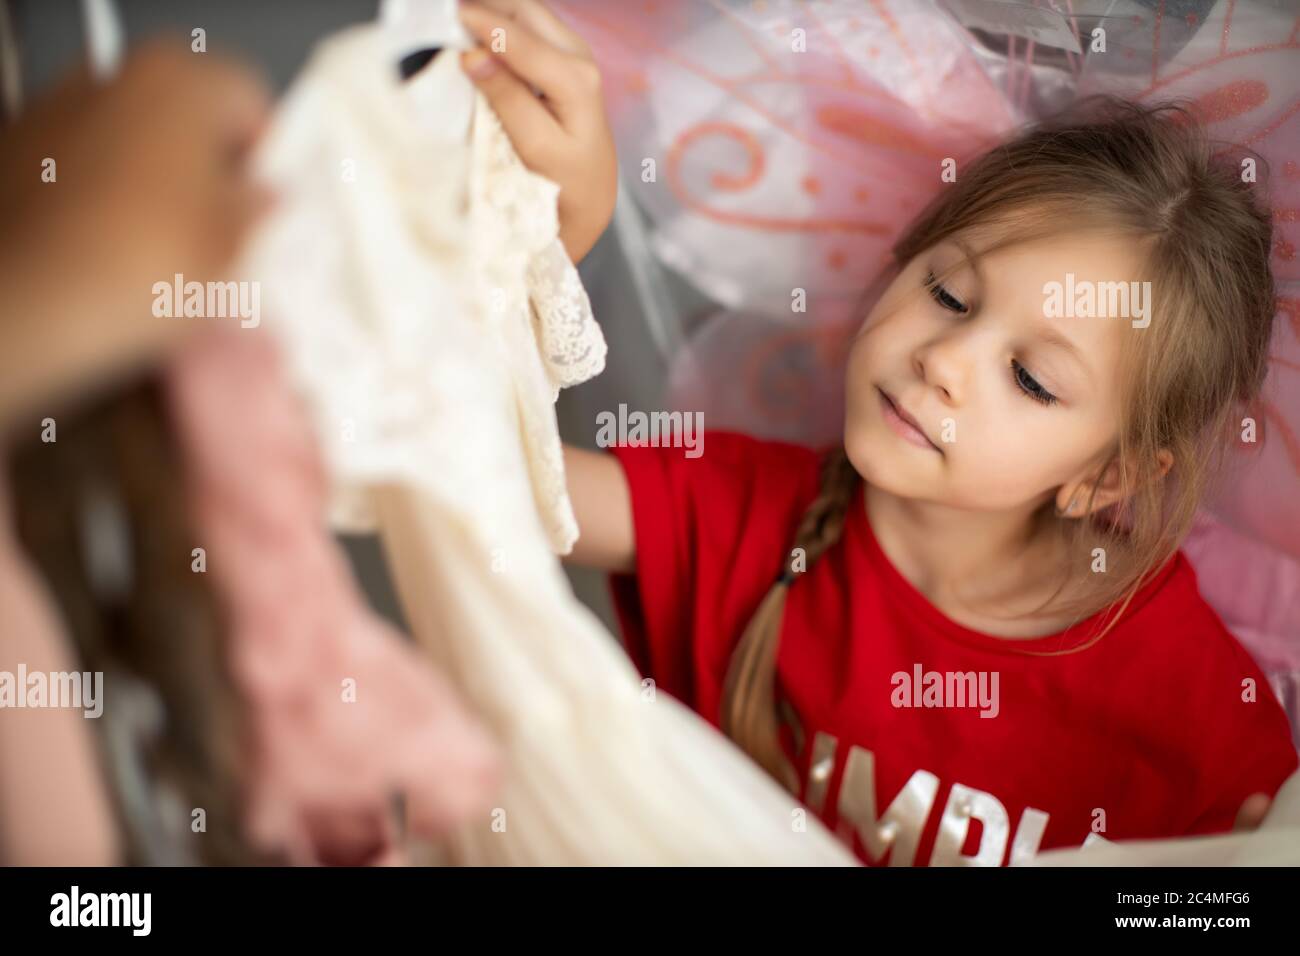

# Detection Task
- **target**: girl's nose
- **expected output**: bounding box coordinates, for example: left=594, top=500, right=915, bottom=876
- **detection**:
left=912, top=336, right=967, bottom=406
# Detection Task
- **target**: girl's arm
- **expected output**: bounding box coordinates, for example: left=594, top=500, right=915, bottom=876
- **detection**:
left=562, top=444, right=634, bottom=572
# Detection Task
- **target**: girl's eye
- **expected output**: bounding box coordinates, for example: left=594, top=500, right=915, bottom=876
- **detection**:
left=919, top=270, right=1054, bottom=406
left=1011, top=359, right=1057, bottom=406
left=924, top=271, right=968, bottom=314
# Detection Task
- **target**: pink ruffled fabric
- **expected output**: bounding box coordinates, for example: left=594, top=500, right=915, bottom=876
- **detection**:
left=1183, top=510, right=1300, bottom=748
left=164, top=329, right=500, bottom=865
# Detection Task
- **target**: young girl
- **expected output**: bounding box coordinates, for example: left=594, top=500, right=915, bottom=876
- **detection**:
left=462, top=0, right=1298, bottom=865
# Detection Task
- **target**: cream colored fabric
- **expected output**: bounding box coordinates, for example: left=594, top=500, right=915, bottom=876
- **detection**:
left=244, top=24, right=603, bottom=554
left=1031, top=769, right=1300, bottom=867
left=247, top=24, right=854, bottom=865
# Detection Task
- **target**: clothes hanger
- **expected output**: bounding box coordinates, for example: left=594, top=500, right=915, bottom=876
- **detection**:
left=379, top=0, right=472, bottom=77
left=377, top=0, right=477, bottom=140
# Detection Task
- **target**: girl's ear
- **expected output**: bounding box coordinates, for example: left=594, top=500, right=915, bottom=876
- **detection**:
left=1151, top=449, right=1174, bottom=482
left=1056, top=449, right=1174, bottom=518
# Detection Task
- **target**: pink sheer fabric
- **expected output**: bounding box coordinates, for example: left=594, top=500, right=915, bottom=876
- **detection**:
left=165, top=330, right=501, bottom=865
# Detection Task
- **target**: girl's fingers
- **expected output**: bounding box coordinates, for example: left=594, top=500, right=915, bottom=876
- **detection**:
left=1233, top=792, right=1271, bottom=831
left=468, top=0, right=591, bottom=57
left=459, top=3, right=598, bottom=129
left=460, top=48, right=564, bottom=165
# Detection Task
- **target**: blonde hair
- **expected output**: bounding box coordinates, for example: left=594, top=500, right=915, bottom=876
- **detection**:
left=721, top=96, right=1278, bottom=790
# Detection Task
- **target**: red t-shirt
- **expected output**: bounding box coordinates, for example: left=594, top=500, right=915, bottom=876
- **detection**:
left=609, top=432, right=1298, bottom=866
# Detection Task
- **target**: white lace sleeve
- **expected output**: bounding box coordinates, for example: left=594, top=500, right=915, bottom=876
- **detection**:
left=529, top=241, right=608, bottom=393
left=470, top=98, right=606, bottom=552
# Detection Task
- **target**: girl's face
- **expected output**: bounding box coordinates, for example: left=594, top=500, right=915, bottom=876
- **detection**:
left=845, top=228, right=1144, bottom=513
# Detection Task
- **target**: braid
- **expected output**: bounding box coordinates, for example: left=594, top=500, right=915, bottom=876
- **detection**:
left=720, top=447, right=860, bottom=793
left=790, top=449, right=860, bottom=566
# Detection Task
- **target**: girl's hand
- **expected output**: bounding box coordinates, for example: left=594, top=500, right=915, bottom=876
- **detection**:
left=458, top=0, right=617, bottom=264
left=1233, top=792, right=1272, bottom=831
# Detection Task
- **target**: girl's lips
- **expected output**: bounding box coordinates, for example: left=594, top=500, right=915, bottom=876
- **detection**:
left=878, top=387, right=940, bottom=452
